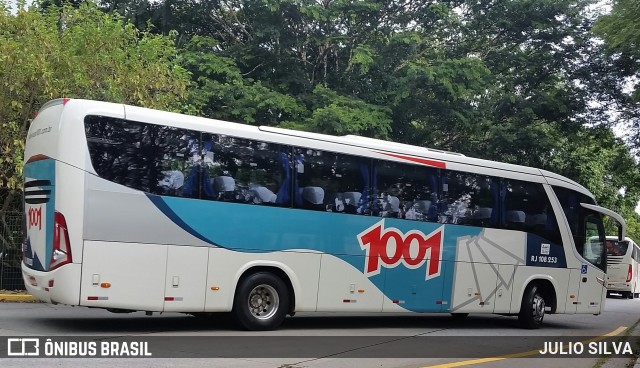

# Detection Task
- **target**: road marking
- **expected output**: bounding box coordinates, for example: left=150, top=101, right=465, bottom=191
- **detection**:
left=420, top=326, right=627, bottom=368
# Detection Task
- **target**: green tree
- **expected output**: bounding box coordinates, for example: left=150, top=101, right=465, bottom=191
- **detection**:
left=594, top=0, right=640, bottom=102
left=593, top=0, right=640, bottom=148
left=95, top=0, right=640, bottom=231
left=292, top=85, right=392, bottom=138
left=624, top=214, right=640, bottom=242
left=550, top=127, right=640, bottom=214
left=0, top=0, right=191, bottom=212
left=180, top=36, right=305, bottom=125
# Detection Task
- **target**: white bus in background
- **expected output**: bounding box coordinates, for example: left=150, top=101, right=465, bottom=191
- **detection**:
left=22, top=98, right=626, bottom=330
left=606, top=237, right=640, bottom=299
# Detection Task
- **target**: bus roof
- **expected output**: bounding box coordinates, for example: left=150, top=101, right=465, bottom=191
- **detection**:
left=258, top=125, right=590, bottom=195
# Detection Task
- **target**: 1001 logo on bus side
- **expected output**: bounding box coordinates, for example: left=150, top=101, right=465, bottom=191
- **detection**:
left=358, top=220, right=443, bottom=279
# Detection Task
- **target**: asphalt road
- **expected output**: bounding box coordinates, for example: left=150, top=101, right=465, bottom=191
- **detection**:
left=0, top=295, right=639, bottom=368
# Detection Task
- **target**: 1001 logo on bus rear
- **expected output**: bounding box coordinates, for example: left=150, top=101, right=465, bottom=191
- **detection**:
left=28, top=207, right=42, bottom=230
left=358, top=220, right=443, bottom=279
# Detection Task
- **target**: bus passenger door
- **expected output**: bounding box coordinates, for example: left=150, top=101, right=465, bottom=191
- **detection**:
left=575, top=265, right=606, bottom=313
left=574, top=216, right=607, bottom=314
left=565, top=269, right=580, bottom=313
left=567, top=265, right=606, bottom=315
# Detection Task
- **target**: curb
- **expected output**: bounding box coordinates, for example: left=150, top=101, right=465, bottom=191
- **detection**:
left=0, top=294, right=38, bottom=302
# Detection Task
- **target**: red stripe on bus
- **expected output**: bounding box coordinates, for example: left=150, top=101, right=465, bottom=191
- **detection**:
left=375, top=152, right=446, bottom=169
left=26, top=154, right=50, bottom=164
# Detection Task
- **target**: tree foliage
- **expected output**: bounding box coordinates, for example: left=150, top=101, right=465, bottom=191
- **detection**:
left=2, top=0, right=640, bottom=239
left=180, top=35, right=304, bottom=125
left=118, top=0, right=640, bottom=237
left=593, top=0, right=640, bottom=148
left=594, top=0, right=640, bottom=102
left=0, top=0, right=190, bottom=209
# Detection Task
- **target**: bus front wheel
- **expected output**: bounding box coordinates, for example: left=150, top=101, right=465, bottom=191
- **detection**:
left=518, top=284, right=545, bottom=329
left=233, top=272, right=289, bottom=331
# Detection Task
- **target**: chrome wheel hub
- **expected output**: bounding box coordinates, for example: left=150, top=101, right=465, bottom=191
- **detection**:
left=533, top=294, right=545, bottom=322
left=247, top=284, right=279, bottom=320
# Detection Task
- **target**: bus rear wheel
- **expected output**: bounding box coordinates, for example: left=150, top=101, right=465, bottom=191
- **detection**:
left=518, top=284, right=545, bottom=329
left=233, top=272, right=289, bottom=331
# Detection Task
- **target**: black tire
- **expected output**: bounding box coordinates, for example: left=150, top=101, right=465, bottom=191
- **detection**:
left=232, top=272, right=290, bottom=331
left=627, top=291, right=634, bottom=299
left=518, top=284, right=545, bottom=329
left=450, top=313, right=469, bottom=321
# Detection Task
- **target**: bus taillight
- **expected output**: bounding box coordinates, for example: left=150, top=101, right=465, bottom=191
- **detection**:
left=21, top=213, right=27, bottom=261
left=50, top=211, right=72, bottom=270
left=627, top=264, right=633, bottom=283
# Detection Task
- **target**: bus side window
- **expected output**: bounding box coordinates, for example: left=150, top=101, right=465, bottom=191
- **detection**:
left=203, top=134, right=290, bottom=207
left=293, top=148, right=370, bottom=214
left=503, top=179, right=562, bottom=244
left=156, top=128, right=200, bottom=199
left=440, top=171, right=497, bottom=227
left=85, top=116, right=200, bottom=198
left=373, top=160, right=439, bottom=222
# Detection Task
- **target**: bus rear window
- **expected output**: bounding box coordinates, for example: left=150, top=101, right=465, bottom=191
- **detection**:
left=606, top=240, right=629, bottom=256
left=84, top=115, right=199, bottom=198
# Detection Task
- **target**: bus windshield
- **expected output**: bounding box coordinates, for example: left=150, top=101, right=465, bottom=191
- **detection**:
left=552, top=186, right=608, bottom=271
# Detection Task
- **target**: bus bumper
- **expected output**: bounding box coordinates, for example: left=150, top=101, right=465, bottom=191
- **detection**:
left=21, top=262, right=81, bottom=305
left=606, top=282, right=632, bottom=292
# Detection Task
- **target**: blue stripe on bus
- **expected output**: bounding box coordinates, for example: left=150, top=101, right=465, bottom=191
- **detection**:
left=146, top=196, right=567, bottom=312
left=146, top=195, right=497, bottom=312
left=146, top=194, right=223, bottom=248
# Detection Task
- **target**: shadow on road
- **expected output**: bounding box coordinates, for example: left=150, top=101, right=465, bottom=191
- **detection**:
left=30, top=310, right=575, bottom=334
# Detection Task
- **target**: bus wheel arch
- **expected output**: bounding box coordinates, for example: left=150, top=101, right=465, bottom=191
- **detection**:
left=232, top=266, right=296, bottom=330
left=518, top=279, right=556, bottom=329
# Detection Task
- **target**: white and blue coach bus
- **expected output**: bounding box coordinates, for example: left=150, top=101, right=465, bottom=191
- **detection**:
left=22, top=98, right=625, bottom=330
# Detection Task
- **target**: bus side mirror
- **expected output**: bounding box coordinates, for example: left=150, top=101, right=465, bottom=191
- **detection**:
left=619, top=224, right=624, bottom=242
left=580, top=203, right=626, bottom=242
